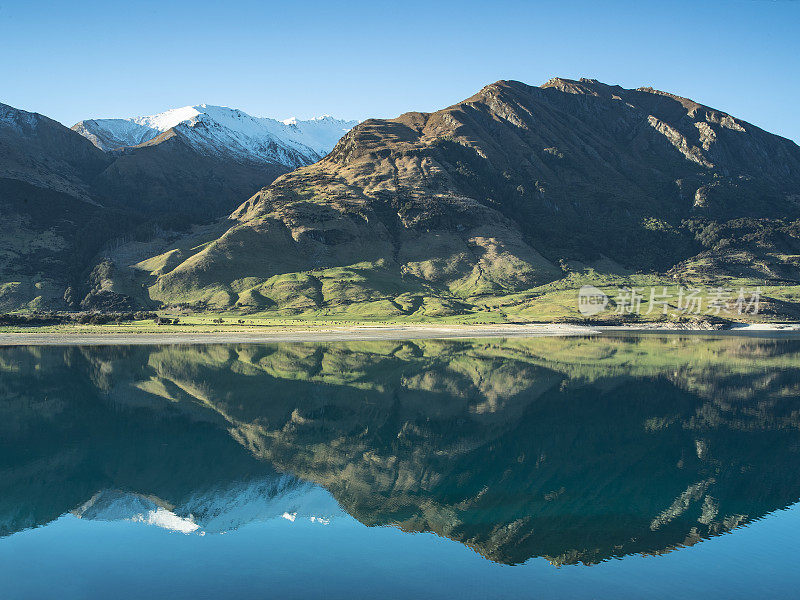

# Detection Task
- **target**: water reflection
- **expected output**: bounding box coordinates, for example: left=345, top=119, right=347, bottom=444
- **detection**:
left=2, top=335, right=800, bottom=565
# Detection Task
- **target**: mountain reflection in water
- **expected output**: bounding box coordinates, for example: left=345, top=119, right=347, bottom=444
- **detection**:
left=2, top=335, right=800, bottom=566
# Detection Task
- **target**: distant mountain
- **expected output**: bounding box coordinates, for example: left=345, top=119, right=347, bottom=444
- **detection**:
left=72, top=105, right=356, bottom=221
left=73, top=105, right=358, bottom=168
left=73, top=478, right=341, bottom=535
left=135, top=78, right=800, bottom=314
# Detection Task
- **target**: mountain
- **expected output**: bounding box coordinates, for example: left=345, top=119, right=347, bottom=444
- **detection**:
left=4, top=78, right=800, bottom=316
left=0, top=102, right=110, bottom=199
left=0, top=101, right=355, bottom=311
left=72, top=105, right=357, bottom=221
left=73, top=105, right=358, bottom=168
left=0, top=102, right=141, bottom=310
left=132, top=78, right=800, bottom=316
left=72, top=478, right=341, bottom=535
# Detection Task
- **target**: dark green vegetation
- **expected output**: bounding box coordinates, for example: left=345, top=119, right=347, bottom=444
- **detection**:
left=0, top=311, right=156, bottom=326
left=3, top=335, right=800, bottom=564
left=3, top=78, right=800, bottom=319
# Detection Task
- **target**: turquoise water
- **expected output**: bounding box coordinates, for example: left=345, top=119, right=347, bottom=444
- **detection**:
left=1, top=336, right=799, bottom=598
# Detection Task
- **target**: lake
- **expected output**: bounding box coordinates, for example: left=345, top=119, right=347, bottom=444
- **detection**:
left=1, top=334, right=799, bottom=599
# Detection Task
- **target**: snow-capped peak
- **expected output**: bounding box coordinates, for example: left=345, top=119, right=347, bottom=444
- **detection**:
left=70, top=475, right=344, bottom=535
left=72, top=104, right=358, bottom=169
left=133, top=105, right=203, bottom=131
left=281, top=114, right=335, bottom=126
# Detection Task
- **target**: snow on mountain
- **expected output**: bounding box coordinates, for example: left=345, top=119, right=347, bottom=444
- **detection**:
left=0, top=102, right=39, bottom=131
left=73, top=490, right=201, bottom=533
left=71, top=475, right=344, bottom=535
left=180, top=474, right=342, bottom=534
left=72, top=118, right=157, bottom=151
left=72, top=104, right=358, bottom=168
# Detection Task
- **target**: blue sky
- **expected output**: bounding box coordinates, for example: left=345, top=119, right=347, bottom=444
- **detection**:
left=2, top=0, right=798, bottom=142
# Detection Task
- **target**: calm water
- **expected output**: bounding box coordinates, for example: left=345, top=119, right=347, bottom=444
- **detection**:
left=2, top=334, right=800, bottom=599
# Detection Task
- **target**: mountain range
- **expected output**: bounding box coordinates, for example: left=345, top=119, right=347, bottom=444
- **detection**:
left=0, top=101, right=354, bottom=310
left=72, top=105, right=356, bottom=167
left=2, top=78, right=800, bottom=315
left=72, top=478, right=341, bottom=535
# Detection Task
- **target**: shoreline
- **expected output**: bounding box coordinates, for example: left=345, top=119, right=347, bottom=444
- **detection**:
left=1, top=322, right=799, bottom=345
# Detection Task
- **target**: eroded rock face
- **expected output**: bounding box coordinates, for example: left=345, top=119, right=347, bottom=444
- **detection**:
left=146, top=78, right=800, bottom=310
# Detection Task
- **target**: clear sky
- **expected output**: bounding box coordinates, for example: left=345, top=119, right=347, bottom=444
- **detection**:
left=2, top=0, right=798, bottom=142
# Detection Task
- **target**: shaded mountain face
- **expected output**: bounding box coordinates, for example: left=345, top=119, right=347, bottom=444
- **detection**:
left=0, top=103, right=110, bottom=200
left=0, top=103, right=145, bottom=310
left=89, top=133, right=291, bottom=222
left=144, top=78, right=800, bottom=311
left=2, top=336, right=800, bottom=565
